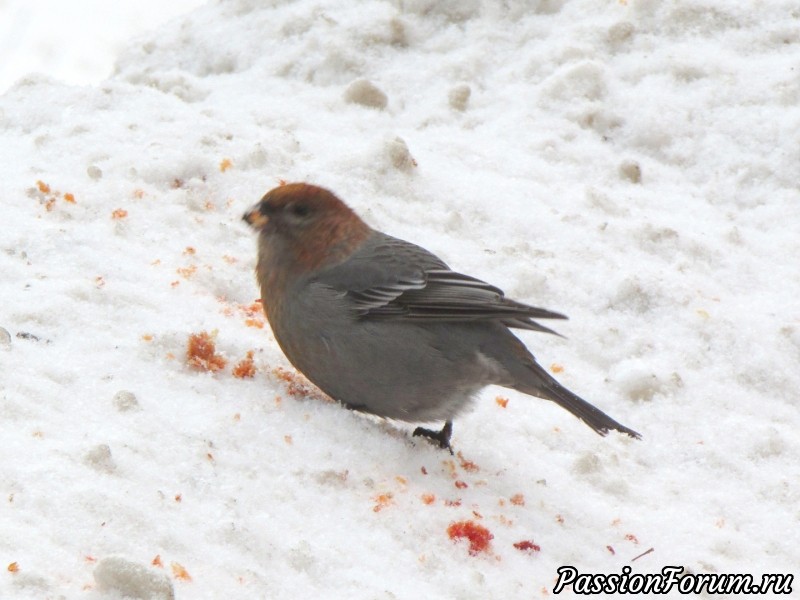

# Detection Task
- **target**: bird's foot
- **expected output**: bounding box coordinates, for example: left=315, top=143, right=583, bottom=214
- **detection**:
left=413, top=420, right=454, bottom=455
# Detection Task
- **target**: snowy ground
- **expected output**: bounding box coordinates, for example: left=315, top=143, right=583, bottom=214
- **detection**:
left=2, top=1, right=799, bottom=598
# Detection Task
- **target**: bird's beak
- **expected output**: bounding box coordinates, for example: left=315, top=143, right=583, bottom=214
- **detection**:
left=242, top=205, right=269, bottom=229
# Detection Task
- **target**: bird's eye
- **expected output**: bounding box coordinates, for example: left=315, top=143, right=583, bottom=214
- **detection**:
left=290, top=203, right=310, bottom=218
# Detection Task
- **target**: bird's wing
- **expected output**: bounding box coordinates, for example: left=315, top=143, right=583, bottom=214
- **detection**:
left=313, top=233, right=567, bottom=335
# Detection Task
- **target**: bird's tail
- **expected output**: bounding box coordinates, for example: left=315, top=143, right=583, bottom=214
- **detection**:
left=514, top=361, right=641, bottom=439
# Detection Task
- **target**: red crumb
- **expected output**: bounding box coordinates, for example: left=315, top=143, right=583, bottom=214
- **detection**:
left=421, top=493, right=436, bottom=505
left=625, top=533, right=640, bottom=544
left=152, top=555, right=163, bottom=568
left=457, top=451, right=479, bottom=472
left=514, top=540, right=541, bottom=553
left=187, top=331, right=227, bottom=372
left=232, top=350, right=256, bottom=378
left=607, top=545, right=616, bottom=555
left=510, top=493, right=525, bottom=506
left=454, top=480, right=468, bottom=489
left=447, top=520, right=493, bottom=555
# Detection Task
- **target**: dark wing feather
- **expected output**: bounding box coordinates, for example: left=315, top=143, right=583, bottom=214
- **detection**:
left=314, top=232, right=567, bottom=335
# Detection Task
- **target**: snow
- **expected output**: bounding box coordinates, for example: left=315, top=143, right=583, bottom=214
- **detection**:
left=1, top=0, right=799, bottom=598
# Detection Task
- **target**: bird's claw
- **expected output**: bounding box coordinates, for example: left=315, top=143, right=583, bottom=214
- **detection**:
left=413, top=420, right=454, bottom=455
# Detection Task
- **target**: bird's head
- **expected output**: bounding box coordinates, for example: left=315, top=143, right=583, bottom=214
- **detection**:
left=243, top=183, right=372, bottom=272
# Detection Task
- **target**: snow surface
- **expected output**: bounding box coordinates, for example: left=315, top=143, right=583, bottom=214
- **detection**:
left=0, top=0, right=205, bottom=93
left=2, top=0, right=799, bottom=598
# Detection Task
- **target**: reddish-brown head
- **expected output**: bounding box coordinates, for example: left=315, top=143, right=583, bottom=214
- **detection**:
left=243, top=183, right=372, bottom=273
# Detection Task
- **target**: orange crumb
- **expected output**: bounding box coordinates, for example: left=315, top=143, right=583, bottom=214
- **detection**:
left=177, top=265, right=197, bottom=279
left=219, top=158, right=233, bottom=172
left=284, top=435, right=292, bottom=445
left=278, top=179, right=288, bottom=186
left=142, top=334, right=154, bottom=342
left=555, top=514, right=564, bottom=524
left=165, top=352, right=176, bottom=360
left=174, top=493, right=182, bottom=502
left=152, top=555, right=163, bottom=568
left=395, top=476, right=408, bottom=486
left=171, top=562, right=192, bottom=581
left=421, top=493, right=435, bottom=505
left=457, top=451, right=479, bottom=472
left=447, top=520, right=493, bottom=555
left=44, top=198, right=56, bottom=211
left=63, top=192, right=76, bottom=204
left=495, top=396, right=509, bottom=408
left=111, top=208, right=128, bottom=219
left=442, top=459, right=458, bottom=479
left=271, top=366, right=329, bottom=402
left=510, top=493, right=525, bottom=506
left=244, top=318, right=264, bottom=329
left=373, top=493, right=393, bottom=512
left=233, top=413, right=241, bottom=422
left=550, top=363, right=564, bottom=374
left=232, top=350, right=256, bottom=378
left=133, top=189, right=145, bottom=199
left=222, top=255, right=237, bottom=264
left=183, top=246, right=196, bottom=255
left=170, top=281, right=180, bottom=288
left=204, top=200, right=215, bottom=211
left=240, top=300, right=264, bottom=317
left=36, top=180, right=50, bottom=194
left=187, top=331, right=227, bottom=372
left=7, top=562, right=19, bottom=573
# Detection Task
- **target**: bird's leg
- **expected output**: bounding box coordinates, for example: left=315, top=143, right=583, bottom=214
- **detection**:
left=413, top=420, right=454, bottom=454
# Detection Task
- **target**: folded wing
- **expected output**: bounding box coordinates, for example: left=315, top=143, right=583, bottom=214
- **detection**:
left=314, top=233, right=567, bottom=335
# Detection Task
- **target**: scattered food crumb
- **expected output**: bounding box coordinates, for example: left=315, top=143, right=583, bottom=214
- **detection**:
left=187, top=331, right=227, bottom=372
left=447, top=520, right=493, bottom=555
left=513, top=540, right=540, bottom=554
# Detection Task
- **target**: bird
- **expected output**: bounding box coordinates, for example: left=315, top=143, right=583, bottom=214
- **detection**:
left=243, top=183, right=640, bottom=451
